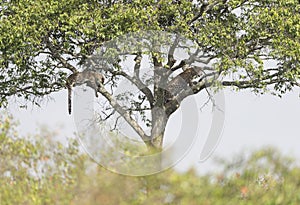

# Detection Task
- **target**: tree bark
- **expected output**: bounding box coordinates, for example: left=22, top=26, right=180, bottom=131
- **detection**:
left=150, top=107, right=169, bottom=150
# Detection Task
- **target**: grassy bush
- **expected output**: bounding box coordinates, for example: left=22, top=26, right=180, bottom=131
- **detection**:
left=1, top=113, right=299, bottom=204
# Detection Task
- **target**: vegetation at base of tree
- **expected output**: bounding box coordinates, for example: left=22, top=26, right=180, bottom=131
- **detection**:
left=1, top=114, right=300, bottom=205
left=1, top=0, right=299, bottom=149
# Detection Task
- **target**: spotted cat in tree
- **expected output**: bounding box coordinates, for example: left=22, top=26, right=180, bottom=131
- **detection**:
left=165, top=67, right=203, bottom=103
left=66, top=69, right=105, bottom=114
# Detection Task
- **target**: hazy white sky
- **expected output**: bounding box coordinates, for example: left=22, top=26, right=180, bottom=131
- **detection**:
left=7, top=86, right=300, bottom=174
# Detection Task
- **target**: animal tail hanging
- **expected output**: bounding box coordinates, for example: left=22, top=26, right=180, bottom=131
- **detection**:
left=66, top=72, right=77, bottom=115
left=68, top=86, right=72, bottom=114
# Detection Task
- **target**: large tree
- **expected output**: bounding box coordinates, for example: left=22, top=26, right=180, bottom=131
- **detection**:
left=1, top=0, right=299, bottom=151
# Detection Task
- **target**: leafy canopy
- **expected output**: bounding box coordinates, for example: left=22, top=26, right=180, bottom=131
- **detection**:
left=0, top=0, right=299, bottom=107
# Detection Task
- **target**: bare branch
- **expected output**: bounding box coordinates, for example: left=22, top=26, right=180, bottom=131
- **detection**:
left=171, top=49, right=216, bottom=72
left=89, top=59, right=155, bottom=106
left=0, top=82, right=62, bottom=98
left=45, top=38, right=78, bottom=73
left=111, top=115, right=122, bottom=132
left=222, top=68, right=288, bottom=89
left=101, top=109, right=116, bottom=121
left=97, top=84, right=153, bottom=147
left=189, top=0, right=229, bottom=25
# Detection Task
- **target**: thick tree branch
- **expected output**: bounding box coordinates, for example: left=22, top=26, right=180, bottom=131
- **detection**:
left=165, top=70, right=217, bottom=116
left=97, top=84, right=153, bottom=147
left=171, top=60, right=187, bottom=71
left=167, top=34, right=180, bottom=68
left=134, top=53, right=142, bottom=78
left=188, top=1, right=209, bottom=25
left=88, top=59, right=155, bottom=106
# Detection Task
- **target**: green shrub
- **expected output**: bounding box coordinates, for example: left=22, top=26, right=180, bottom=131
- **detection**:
left=1, top=113, right=299, bottom=205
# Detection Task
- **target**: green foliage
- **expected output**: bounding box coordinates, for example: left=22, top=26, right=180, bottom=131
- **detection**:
left=0, top=113, right=83, bottom=204
left=0, top=0, right=161, bottom=105
left=0, top=0, right=299, bottom=106
left=1, top=114, right=300, bottom=205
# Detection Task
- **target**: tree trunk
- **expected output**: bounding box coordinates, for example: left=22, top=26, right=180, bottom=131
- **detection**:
left=150, top=107, right=168, bottom=150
